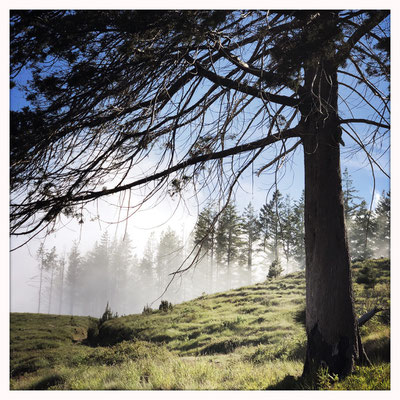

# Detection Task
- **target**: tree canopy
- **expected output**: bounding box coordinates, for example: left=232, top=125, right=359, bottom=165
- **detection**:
left=10, top=10, right=389, bottom=240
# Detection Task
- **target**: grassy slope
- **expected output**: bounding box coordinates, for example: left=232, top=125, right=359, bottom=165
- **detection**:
left=10, top=258, right=390, bottom=390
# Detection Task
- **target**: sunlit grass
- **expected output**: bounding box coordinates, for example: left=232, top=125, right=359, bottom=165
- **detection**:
left=10, top=258, right=390, bottom=390
left=330, top=364, right=390, bottom=390
left=11, top=354, right=304, bottom=390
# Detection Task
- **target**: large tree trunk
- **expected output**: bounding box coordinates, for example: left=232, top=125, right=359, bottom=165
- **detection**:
left=301, top=62, right=367, bottom=378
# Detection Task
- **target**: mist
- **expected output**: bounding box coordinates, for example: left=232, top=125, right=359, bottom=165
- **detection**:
left=11, top=225, right=304, bottom=318
left=10, top=186, right=389, bottom=319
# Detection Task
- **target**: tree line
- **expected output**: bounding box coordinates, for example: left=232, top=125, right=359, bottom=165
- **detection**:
left=193, top=169, right=389, bottom=282
left=33, top=170, right=389, bottom=317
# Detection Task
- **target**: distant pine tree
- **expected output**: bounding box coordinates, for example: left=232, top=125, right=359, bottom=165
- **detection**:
left=342, top=168, right=361, bottom=222
left=241, top=202, right=260, bottom=270
left=109, top=234, right=133, bottom=315
left=194, top=205, right=216, bottom=257
left=156, top=227, right=183, bottom=296
left=280, top=194, right=297, bottom=269
left=259, top=190, right=283, bottom=261
left=292, top=191, right=305, bottom=269
left=215, top=202, right=243, bottom=289
left=66, top=242, right=81, bottom=315
left=373, top=191, right=390, bottom=258
left=349, top=200, right=375, bottom=260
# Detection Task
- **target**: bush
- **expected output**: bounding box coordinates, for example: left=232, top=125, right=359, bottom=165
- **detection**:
left=87, top=303, right=118, bottom=345
left=99, top=302, right=118, bottom=326
left=356, top=264, right=377, bottom=289
left=142, top=304, right=153, bottom=315
left=29, top=373, right=66, bottom=390
left=268, top=259, right=283, bottom=279
left=159, top=300, right=173, bottom=313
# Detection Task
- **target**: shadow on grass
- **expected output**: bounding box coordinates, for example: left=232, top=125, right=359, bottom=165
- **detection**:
left=29, top=374, right=65, bottom=390
left=365, top=336, right=390, bottom=363
left=267, top=374, right=303, bottom=390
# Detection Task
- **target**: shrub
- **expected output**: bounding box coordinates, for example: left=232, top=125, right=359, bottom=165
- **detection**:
left=316, top=367, right=339, bottom=390
left=356, top=264, right=377, bottom=289
left=87, top=303, right=118, bottom=345
left=159, top=300, right=173, bottom=313
left=200, top=339, right=240, bottom=355
left=142, top=304, right=153, bottom=315
left=268, top=259, right=283, bottom=279
left=99, top=302, right=118, bottom=326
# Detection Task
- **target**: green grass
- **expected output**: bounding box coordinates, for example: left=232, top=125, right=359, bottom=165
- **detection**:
left=330, top=364, right=390, bottom=390
left=10, top=258, right=390, bottom=390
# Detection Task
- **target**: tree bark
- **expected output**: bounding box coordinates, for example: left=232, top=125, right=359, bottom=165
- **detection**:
left=301, top=61, right=367, bottom=378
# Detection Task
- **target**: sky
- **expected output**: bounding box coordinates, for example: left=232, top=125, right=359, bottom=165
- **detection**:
left=6, top=6, right=393, bottom=315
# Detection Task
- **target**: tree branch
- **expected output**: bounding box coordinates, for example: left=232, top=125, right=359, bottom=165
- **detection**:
left=336, top=11, right=389, bottom=63
left=12, top=125, right=304, bottom=216
left=185, top=54, right=298, bottom=107
left=218, top=47, right=286, bottom=87
left=73, top=125, right=303, bottom=201
left=340, top=118, right=390, bottom=130
left=256, top=140, right=302, bottom=177
left=358, top=307, right=384, bottom=327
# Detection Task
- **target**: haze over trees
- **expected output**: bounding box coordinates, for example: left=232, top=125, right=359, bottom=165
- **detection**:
left=31, top=186, right=390, bottom=321
left=10, top=10, right=389, bottom=379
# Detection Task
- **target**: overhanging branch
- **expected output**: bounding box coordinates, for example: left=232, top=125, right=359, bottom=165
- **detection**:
left=335, top=10, right=389, bottom=63
left=340, top=119, right=390, bottom=130
left=73, top=125, right=304, bottom=202
left=185, top=54, right=298, bottom=108
left=12, top=125, right=304, bottom=214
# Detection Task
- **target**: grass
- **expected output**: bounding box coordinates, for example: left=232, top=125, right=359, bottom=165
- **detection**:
left=10, top=258, right=390, bottom=390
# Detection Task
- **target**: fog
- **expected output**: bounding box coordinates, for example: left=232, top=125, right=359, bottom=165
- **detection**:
left=10, top=196, right=198, bottom=316
left=10, top=227, right=303, bottom=318
left=9, top=148, right=390, bottom=318
left=9, top=192, right=306, bottom=318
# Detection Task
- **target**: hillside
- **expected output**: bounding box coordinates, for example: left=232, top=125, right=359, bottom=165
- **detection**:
left=10, top=258, right=390, bottom=390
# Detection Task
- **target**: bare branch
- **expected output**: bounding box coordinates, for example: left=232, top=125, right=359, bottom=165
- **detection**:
left=340, top=118, right=390, bottom=130
left=335, top=10, right=389, bottom=63
left=184, top=54, right=299, bottom=107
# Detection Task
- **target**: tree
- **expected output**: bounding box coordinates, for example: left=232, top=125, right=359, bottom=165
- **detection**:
left=280, top=194, right=296, bottom=268
left=35, top=243, right=45, bottom=313
left=193, top=205, right=217, bottom=291
left=156, top=227, right=183, bottom=297
left=79, top=232, right=111, bottom=316
left=267, top=259, right=283, bottom=280
left=259, top=190, right=283, bottom=262
left=349, top=200, right=375, bottom=260
left=194, top=205, right=216, bottom=262
left=292, top=191, right=305, bottom=269
left=44, top=246, right=58, bottom=314
left=56, top=254, right=66, bottom=314
left=215, top=202, right=243, bottom=289
left=241, top=203, right=260, bottom=284
left=109, top=234, right=133, bottom=314
left=373, top=191, right=390, bottom=258
left=136, top=232, right=157, bottom=306
left=342, top=168, right=361, bottom=222
left=66, top=242, right=81, bottom=315
left=10, top=11, right=390, bottom=378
